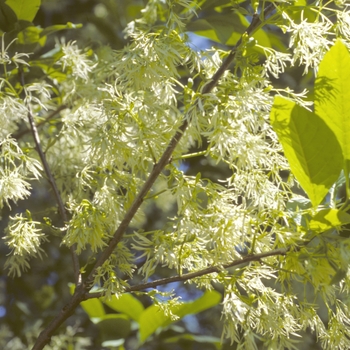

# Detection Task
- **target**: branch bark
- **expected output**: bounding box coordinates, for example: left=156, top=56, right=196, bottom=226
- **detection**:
left=84, top=247, right=288, bottom=299
left=32, top=4, right=276, bottom=349
left=19, top=71, right=81, bottom=288
left=85, top=1, right=276, bottom=287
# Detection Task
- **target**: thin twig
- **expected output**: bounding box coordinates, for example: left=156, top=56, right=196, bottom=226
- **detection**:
left=32, top=292, right=85, bottom=350
left=84, top=248, right=288, bottom=299
left=19, top=70, right=81, bottom=288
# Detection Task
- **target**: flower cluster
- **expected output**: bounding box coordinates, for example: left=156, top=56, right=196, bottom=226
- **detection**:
left=0, top=136, right=42, bottom=209
left=58, top=40, right=96, bottom=81
left=286, top=17, right=333, bottom=73
left=4, top=213, right=48, bottom=277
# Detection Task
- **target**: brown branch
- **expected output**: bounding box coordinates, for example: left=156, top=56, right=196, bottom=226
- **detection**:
left=127, top=248, right=286, bottom=292
left=202, top=3, right=275, bottom=93
left=32, top=291, right=85, bottom=350
left=32, top=5, right=277, bottom=349
left=84, top=2, right=276, bottom=288
left=83, top=248, right=288, bottom=299
left=19, top=71, right=81, bottom=288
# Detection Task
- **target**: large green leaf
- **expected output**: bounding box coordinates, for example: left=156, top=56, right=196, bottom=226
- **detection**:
left=309, top=208, right=350, bottom=233
left=164, top=334, right=221, bottom=349
left=103, top=293, right=144, bottom=321
left=93, top=314, right=131, bottom=341
left=139, top=290, right=221, bottom=342
left=6, top=0, right=40, bottom=22
left=0, top=0, right=17, bottom=31
left=270, top=96, right=343, bottom=206
left=80, top=298, right=105, bottom=318
left=200, top=0, right=232, bottom=11
left=186, top=14, right=244, bottom=45
left=315, top=40, right=350, bottom=165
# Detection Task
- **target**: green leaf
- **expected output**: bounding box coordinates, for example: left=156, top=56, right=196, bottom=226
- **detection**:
left=309, top=208, right=350, bottom=233
left=5, top=0, right=40, bottom=22
left=103, top=293, right=144, bottom=321
left=93, top=314, right=131, bottom=341
left=69, top=284, right=106, bottom=319
left=164, top=333, right=221, bottom=348
left=0, top=0, right=17, bottom=31
left=139, top=290, right=221, bottom=342
left=315, top=40, right=350, bottom=165
left=200, top=0, right=232, bottom=11
left=270, top=96, right=343, bottom=206
left=186, top=13, right=270, bottom=47
left=80, top=298, right=106, bottom=318
left=30, top=60, right=68, bottom=82
left=286, top=195, right=312, bottom=227
left=286, top=196, right=311, bottom=212
left=284, top=6, right=316, bottom=23
left=186, top=16, right=239, bottom=45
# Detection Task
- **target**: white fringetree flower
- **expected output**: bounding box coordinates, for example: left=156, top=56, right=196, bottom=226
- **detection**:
left=0, top=136, right=42, bottom=209
left=3, top=213, right=48, bottom=277
left=285, top=15, right=334, bottom=73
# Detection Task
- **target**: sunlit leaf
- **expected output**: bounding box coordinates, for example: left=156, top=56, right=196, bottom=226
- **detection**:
left=309, top=208, right=350, bottom=233
left=80, top=298, right=105, bottom=318
left=5, top=0, right=40, bottom=22
left=139, top=290, right=221, bottom=342
left=103, top=293, right=144, bottom=321
left=270, top=96, right=343, bottom=206
left=315, top=40, right=350, bottom=168
left=186, top=13, right=270, bottom=47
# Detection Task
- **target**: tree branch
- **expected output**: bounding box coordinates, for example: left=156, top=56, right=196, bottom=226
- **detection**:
left=32, top=291, right=85, bottom=350
left=83, top=247, right=288, bottom=299
left=84, top=1, right=276, bottom=288
left=31, top=4, right=277, bottom=349
left=131, top=248, right=287, bottom=291
left=19, top=71, right=81, bottom=288
left=202, top=3, right=275, bottom=93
